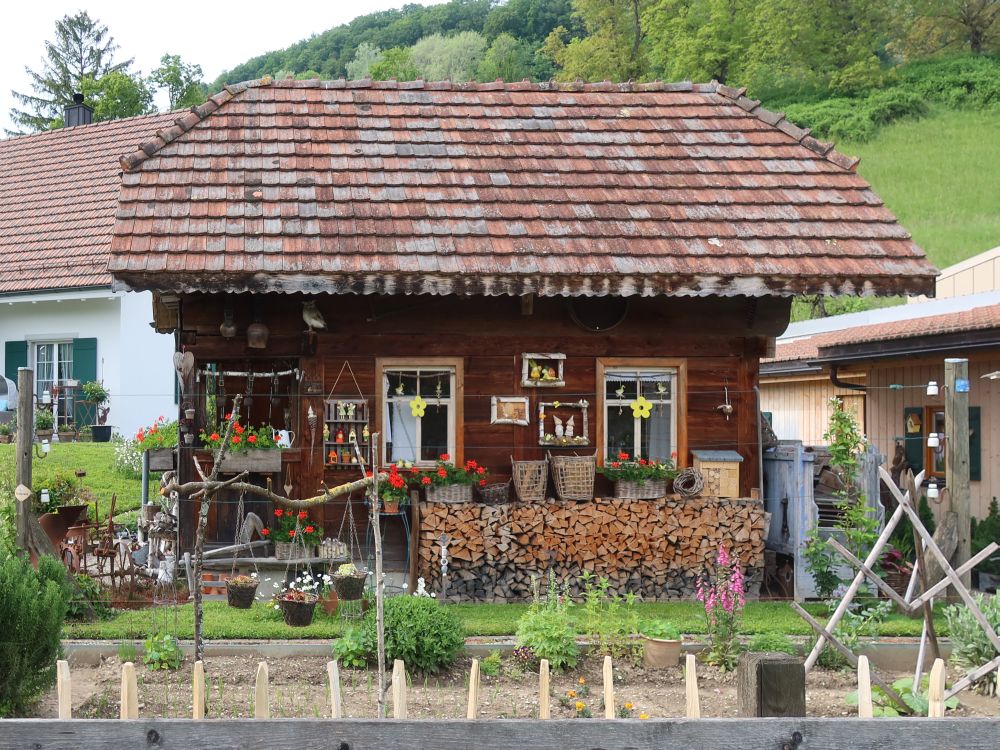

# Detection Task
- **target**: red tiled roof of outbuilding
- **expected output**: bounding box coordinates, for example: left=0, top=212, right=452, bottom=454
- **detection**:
left=108, top=78, right=937, bottom=298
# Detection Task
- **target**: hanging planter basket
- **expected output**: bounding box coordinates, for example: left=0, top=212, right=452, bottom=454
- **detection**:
left=333, top=571, right=368, bottom=600
left=278, top=595, right=318, bottom=627
left=226, top=580, right=258, bottom=609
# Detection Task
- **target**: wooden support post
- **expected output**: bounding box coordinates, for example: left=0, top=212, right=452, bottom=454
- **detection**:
left=944, top=358, right=971, bottom=594
left=328, top=660, right=343, bottom=719
left=15, top=368, right=35, bottom=557
left=538, top=659, right=550, bottom=719
left=602, top=656, right=614, bottom=719
left=944, top=653, right=1000, bottom=700
left=56, top=660, right=71, bottom=720
left=912, top=543, right=998, bottom=605
left=467, top=658, right=480, bottom=719
left=192, top=661, right=205, bottom=720
left=928, top=658, right=946, bottom=717
left=736, top=652, right=806, bottom=717
left=254, top=662, right=269, bottom=719
left=827, top=537, right=911, bottom=610
left=685, top=654, right=700, bottom=719
left=856, top=656, right=873, bottom=718
left=119, top=662, right=138, bottom=720
left=392, top=660, right=407, bottom=719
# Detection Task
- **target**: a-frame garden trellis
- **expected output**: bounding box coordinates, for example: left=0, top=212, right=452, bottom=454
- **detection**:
left=795, top=466, right=1000, bottom=705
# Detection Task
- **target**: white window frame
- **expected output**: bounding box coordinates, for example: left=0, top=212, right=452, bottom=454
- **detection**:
left=30, top=340, right=74, bottom=426
left=378, top=359, right=462, bottom=468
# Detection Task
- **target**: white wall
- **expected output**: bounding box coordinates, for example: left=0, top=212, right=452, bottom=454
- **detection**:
left=0, top=289, right=175, bottom=436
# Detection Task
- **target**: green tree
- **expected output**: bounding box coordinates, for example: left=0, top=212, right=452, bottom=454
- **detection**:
left=483, top=0, right=580, bottom=43
left=543, top=0, right=651, bottom=82
left=899, top=0, right=1000, bottom=55
left=346, top=42, right=383, bottom=79
left=477, top=33, right=536, bottom=81
left=80, top=71, right=155, bottom=122
left=644, top=0, right=753, bottom=83
left=149, top=54, right=207, bottom=110
left=411, top=31, right=488, bottom=81
left=9, top=11, right=133, bottom=133
left=370, top=47, right=421, bottom=81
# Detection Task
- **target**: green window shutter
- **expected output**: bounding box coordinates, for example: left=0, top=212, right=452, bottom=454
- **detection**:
left=970, top=406, right=981, bottom=482
left=4, top=340, right=27, bottom=382
left=762, top=411, right=773, bottom=426
left=903, top=407, right=924, bottom=476
left=72, top=338, right=98, bottom=425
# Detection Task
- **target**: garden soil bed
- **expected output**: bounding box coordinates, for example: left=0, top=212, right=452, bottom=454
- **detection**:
left=32, top=654, right=999, bottom=719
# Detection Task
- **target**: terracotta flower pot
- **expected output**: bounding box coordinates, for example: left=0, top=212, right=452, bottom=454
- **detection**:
left=642, top=636, right=682, bottom=669
left=382, top=500, right=400, bottom=514
left=321, top=590, right=339, bottom=615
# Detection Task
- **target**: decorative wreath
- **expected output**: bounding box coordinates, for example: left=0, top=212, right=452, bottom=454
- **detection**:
left=673, top=467, right=705, bottom=498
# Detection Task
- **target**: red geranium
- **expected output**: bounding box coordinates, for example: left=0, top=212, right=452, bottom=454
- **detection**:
left=437, top=468, right=448, bottom=478
left=232, top=435, right=242, bottom=445
left=421, top=476, right=432, bottom=485
left=618, top=451, right=630, bottom=461
left=274, top=509, right=283, bottom=517
left=305, top=526, right=315, bottom=534
left=298, top=511, right=308, bottom=520
left=260, top=528, right=270, bottom=536
left=210, top=432, right=220, bottom=441
left=440, top=453, right=450, bottom=461
left=479, top=479, right=487, bottom=486
left=248, top=434, right=257, bottom=444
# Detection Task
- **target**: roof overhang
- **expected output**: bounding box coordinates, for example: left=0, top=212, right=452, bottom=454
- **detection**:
left=812, top=328, right=1000, bottom=365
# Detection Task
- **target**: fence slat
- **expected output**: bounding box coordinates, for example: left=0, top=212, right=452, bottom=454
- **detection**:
left=254, top=662, right=269, bottom=719
left=603, top=656, right=615, bottom=719
left=466, top=658, right=480, bottom=719
left=538, top=659, right=550, bottom=720
left=56, top=660, right=71, bottom=720
left=192, top=661, right=206, bottom=720
left=928, top=658, right=946, bottom=717
left=392, top=660, right=407, bottom=719
left=856, top=655, right=873, bottom=718
left=120, top=662, right=138, bottom=720
left=685, top=654, right=700, bottom=719
left=327, top=660, right=343, bottom=719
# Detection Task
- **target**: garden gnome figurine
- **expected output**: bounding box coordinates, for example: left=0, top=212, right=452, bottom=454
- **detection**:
left=553, top=415, right=564, bottom=438
left=565, top=415, right=575, bottom=438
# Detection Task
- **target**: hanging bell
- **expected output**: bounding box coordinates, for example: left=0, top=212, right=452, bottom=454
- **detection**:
left=219, top=306, right=237, bottom=339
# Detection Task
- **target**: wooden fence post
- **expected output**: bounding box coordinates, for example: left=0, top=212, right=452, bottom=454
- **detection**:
left=685, top=655, right=700, bottom=719
left=856, top=655, right=873, bottom=718
left=392, top=660, right=407, bottom=719
left=467, top=658, right=480, bottom=719
left=254, top=662, right=269, bottom=719
left=928, top=658, right=946, bottom=717
left=539, top=659, right=550, bottom=719
left=603, top=656, right=615, bottom=719
left=192, top=660, right=205, bottom=720
left=56, top=660, right=71, bottom=720
left=120, top=662, right=138, bottom=720
left=328, top=660, right=343, bottom=719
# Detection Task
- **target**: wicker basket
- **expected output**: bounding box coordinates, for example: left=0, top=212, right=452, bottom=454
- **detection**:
left=425, top=483, right=474, bottom=504
left=614, top=478, right=668, bottom=500
left=478, top=481, right=511, bottom=504
left=278, top=596, right=318, bottom=627
left=549, top=452, right=596, bottom=502
left=274, top=541, right=311, bottom=560
left=333, top=571, right=368, bottom=600
left=512, top=458, right=547, bottom=502
left=226, top=581, right=258, bottom=609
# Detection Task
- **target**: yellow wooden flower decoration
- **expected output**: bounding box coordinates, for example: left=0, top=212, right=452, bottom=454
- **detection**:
left=409, top=395, right=427, bottom=418
left=630, top=396, right=652, bottom=419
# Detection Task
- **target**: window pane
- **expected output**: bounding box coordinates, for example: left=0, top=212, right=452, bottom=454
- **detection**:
left=640, top=373, right=672, bottom=400
left=385, top=401, right=418, bottom=463
left=58, top=343, right=73, bottom=382
left=386, top=371, right=417, bottom=398
left=931, top=409, right=946, bottom=475
left=419, top=371, right=451, bottom=398
left=420, top=405, right=449, bottom=461
left=641, top=403, right=673, bottom=462
left=606, top=375, right=637, bottom=401
left=606, top=407, right=635, bottom=457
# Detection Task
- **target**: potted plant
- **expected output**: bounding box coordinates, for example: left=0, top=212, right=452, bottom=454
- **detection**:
left=57, top=419, right=76, bottom=442
left=135, top=416, right=178, bottom=470
left=415, top=454, right=488, bottom=503
left=81, top=380, right=112, bottom=442
left=34, top=407, right=55, bottom=441
left=332, top=562, right=368, bottom=601
left=380, top=463, right=410, bottom=514
left=603, top=453, right=677, bottom=500
left=640, top=620, right=683, bottom=668
left=226, top=573, right=259, bottom=609
left=880, top=547, right=913, bottom=596
left=199, top=417, right=284, bottom=472
left=0, top=422, right=12, bottom=444
left=267, top=508, right=324, bottom=559
left=275, top=586, right=319, bottom=627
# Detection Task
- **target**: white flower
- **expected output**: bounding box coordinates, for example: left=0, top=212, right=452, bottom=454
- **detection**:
left=402, top=582, right=408, bottom=590
left=273, top=604, right=280, bottom=610
left=430, top=593, right=436, bottom=598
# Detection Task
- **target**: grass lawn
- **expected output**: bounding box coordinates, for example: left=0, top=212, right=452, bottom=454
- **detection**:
left=0, top=442, right=150, bottom=522
left=64, top=600, right=939, bottom=641
left=843, top=108, right=1000, bottom=269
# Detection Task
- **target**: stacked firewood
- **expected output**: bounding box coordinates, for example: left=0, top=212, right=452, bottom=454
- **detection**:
left=418, top=496, right=765, bottom=601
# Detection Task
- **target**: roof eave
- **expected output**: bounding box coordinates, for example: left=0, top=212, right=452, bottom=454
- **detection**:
left=811, top=328, right=1000, bottom=365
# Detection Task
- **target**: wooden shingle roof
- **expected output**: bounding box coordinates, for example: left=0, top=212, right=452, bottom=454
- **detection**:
left=108, top=78, right=937, bottom=298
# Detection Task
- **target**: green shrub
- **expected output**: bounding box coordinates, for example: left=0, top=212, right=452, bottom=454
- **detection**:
left=971, top=498, right=1000, bottom=577
left=332, top=626, right=368, bottom=668
left=480, top=649, right=502, bottom=677
left=0, top=554, right=69, bottom=716
left=515, top=575, right=578, bottom=671
left=143, top=631, right=183, bottom=670
left=900, top=55, right=1000, bottom=110
left=361, top=596, right=464, bottom=673
left=945, top=594, right=1000, bottom=695
left=747, top=632, right=798, bottom=655
left=640, top=620, right=681, bottom=640
left=66, top=574, right=112, bottom=621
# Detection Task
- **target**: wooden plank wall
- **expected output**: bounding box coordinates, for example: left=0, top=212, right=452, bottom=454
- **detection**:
left=177, top=293, right=785, bottom=549
left=760, top=374, right=866, bottom=445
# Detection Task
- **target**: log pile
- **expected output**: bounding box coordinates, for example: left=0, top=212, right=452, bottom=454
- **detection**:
left=418, top=496, right=765, bottom=601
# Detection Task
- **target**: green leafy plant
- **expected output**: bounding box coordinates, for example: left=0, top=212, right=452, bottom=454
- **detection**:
left=480, top=649, right=502, bottom=677
left=846, top=675, right=959, bottom=716
left=360, top=595, right=464, bottom=673
left=0, top=555, right=68, bottom=716
left=818, top=599, right=891, bottom=671
left=945, top=593, right=1000, bottom=695
left=134, top=416, right=178, bottom=450
left=515, top=572, right=578, bottom=671
left=199, top=416, right=281, bottom=452
left=580, top=571, right=640, bottom=661
left=640, top=620, right=681, bottom=640
left=81, top=380, right=110, bottom=406
left=747, top=632, right=798, bottom=656
left=413, top=454, right=489, bottom=488
left=601, top=452, right=677, bottom=483
left=971, top=498, right=1000, bottom=577
left=117, top=640, right=138, bottom=663
left=332, top=626, right=368, bottom=668
left=66, top=573, right=112, bottom=620
left=0, top=422, right=12, bottom=437
left=695, top=545, right=746, bottom=671
left=143, top=631, right=184, bottom=670
left=34, top=407, right=55, bottom=431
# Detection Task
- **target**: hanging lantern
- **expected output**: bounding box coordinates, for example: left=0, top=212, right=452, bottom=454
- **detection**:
left=926, top=380, right=939, bottom=396
left=219, top=306, right=237, bottom=339
left=246, top=304, right=269, bottom=349
left=927, top=432, right=940, bottom=448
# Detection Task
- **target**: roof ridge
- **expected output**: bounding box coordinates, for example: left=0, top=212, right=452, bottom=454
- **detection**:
left=0, top=110, right=176, bottom=148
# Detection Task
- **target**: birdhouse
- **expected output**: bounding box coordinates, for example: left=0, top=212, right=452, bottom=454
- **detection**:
left=691, top=450, right=743, bottom=498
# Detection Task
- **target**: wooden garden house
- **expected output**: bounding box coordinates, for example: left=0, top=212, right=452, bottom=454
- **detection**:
left=107, top=78, right=935, bottom=598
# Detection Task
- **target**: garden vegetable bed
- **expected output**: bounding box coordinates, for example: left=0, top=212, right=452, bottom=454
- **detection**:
left=30, top=653, right=999, bottom=720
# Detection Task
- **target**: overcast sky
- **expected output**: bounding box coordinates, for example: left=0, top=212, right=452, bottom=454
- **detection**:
left=1, top=0, right=447, bottom=135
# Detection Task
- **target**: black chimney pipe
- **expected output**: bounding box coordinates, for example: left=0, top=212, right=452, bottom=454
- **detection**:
left=64, top=92, right=93, bottom=127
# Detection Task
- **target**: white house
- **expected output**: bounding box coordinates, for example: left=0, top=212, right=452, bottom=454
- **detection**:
left=0, top=101, right=177, bottom=436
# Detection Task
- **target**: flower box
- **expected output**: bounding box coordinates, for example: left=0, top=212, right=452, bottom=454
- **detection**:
left=215, top=449, right=282, bottom=474
left=274, top=541, right=314, bottom=560
left=614, top=478, right=667, bottom=500
left=425, top=483, right=473, bottom=504
left=147, top=447, right=176, bottom=472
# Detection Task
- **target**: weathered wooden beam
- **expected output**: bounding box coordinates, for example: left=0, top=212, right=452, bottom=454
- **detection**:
left=685, top=654, right=701, bottom=719
left=944, top=358, right=971, bottom=593
left=602, top=656, right=614, bottom=719
left=826, top=537, right=910, bottom=610
left=736, top=652, right=805, bottom=717
left=56, top=660, right=71, bottom=720
left=856, top=656, right=873, bottom=718
left=539, top=659, right=550, bottom=719
left=327, top=660, right=342, bottom=719
left=927, top=658, right=946, bottom=717
left=467, top=659, right=480, bottom=720
left=911, top=543, right=998, bottom=605
left=119, top=662, right=138, bottom=720
left=944, top=653, right=1000, bottom=700
left=4, top=718, right=1000, bottom=749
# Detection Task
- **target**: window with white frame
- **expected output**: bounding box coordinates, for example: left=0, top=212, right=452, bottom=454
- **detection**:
left=33, top=341, right=74, bottom=426
left=382, top=366, right=456, bottom=465
left=604, top=368, right=676, bottom=462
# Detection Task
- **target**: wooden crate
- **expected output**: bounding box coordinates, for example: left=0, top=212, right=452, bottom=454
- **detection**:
left=691, top=450, right=743, bottom=498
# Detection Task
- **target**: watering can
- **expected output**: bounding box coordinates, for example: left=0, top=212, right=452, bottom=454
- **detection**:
left=273, top=429, right=295, bottom=448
